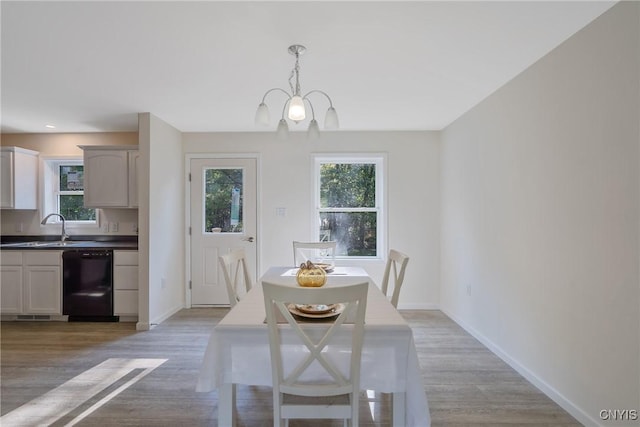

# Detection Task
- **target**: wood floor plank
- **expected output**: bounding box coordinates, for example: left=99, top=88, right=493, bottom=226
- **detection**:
left=1, top=308, right=580, bottom=426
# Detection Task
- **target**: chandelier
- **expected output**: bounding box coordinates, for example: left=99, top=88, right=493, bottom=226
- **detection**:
left=255, top=45, right=339, bottom=138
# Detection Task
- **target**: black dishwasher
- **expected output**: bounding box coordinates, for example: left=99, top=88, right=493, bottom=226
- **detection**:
left=62, top=250, right=118, bottom=322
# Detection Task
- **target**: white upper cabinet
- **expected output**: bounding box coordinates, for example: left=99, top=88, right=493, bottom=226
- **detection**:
left=0, top=147, right=39, bottom=210
left=80, top=145, right=139, bottom=208
left=128, top=150, right=140, bottom=208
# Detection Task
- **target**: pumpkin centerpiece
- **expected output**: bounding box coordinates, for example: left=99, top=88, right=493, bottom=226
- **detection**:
left=296, top=260, right=327, bottom=287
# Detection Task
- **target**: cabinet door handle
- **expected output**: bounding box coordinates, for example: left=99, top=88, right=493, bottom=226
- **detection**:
left=241, top=236, right=255, bottom=243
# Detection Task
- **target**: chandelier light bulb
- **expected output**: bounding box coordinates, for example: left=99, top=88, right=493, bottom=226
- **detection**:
left=276, top=118, right=289, bottom=140
left=255, top=102, right=270, bottom=126
left=324, top=107, right=339, bottom=130
left=288, top=96, right=306, bottom=122
left=308, top=119, right=320, bottom=139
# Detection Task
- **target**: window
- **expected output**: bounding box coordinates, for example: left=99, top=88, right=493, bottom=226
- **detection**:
left=43, top=158, right=96, bottom=224
left=314, top=155, right=385, bottom=258
left=204, top=167, right=244, bottom=233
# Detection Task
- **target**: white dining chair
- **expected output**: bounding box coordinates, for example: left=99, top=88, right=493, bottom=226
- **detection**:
left=292, top=241, right=337, bottom=267
left=262, top=281, right=368, bottom=427
left=380, top=249, right=410, bottom=308
left=218, top=248, right=253, bottom=308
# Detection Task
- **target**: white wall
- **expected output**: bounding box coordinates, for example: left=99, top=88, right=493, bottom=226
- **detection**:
left=184, top=130, right=440, bottom=308
left=138, top=113, right=185, bottom=329
left=440, top=3, right=639, bottom=426
left=0, top=132, right=139, bottom=237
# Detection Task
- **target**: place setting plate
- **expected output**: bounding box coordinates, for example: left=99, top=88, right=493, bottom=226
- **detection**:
left=314, top=263, right=334, bottom=273
left=287, top=303, right=345, bottom=319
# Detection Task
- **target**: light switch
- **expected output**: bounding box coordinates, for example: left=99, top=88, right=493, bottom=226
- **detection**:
left=276, top=207, right=287, bottom=217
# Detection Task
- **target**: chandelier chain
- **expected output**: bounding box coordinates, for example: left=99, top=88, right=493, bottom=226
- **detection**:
left=288, top=53, right=302, bottom=96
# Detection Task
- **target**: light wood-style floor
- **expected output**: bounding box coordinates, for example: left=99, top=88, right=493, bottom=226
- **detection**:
left=1, top=309, right=580, bottom=426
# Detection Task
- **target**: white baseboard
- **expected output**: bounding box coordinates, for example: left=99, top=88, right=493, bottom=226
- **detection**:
left=440, top=308, right=602, bottom=427
left=397, top=303, right=440, bottom=310
left=2, top=314, right=68, bottom=321
left=148, top=304, right=183, bottom=329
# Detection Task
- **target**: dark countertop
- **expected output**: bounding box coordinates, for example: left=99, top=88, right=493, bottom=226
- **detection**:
left=0, top=235, right=138, bottom=251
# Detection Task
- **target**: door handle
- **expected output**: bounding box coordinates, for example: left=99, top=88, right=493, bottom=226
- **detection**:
left=241, top=236, right=255, bottom=243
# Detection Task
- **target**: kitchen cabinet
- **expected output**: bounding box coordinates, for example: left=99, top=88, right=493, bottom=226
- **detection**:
left=0, top=251, right=23, bottom=313
left=23, top=252, right=61, bottom=314
left=80, top=145, right=139, bottom=208
left=0, top=147, right=39, bottom=210
left=0, top=251, right=61, bottom=316
left=128, top=150, right=140, bottom=208
left=114, top=250, right=138, bottom=317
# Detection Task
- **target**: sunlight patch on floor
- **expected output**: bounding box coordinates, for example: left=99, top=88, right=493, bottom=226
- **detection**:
left=366, top=389, right=377, bottom=421
left=0, top=358, right=167, bottom=426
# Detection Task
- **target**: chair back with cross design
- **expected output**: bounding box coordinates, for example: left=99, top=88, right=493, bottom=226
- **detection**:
left=218, top=249, right=253, bottom=308
left=380, top=249, right=410, bottom=308
left=263, top=281, right=368, bottom=427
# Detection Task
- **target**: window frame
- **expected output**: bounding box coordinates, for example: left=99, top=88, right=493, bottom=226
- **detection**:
left=312, top=154, right=387, bottom=260
left=42, top=157, right=99, bottom=229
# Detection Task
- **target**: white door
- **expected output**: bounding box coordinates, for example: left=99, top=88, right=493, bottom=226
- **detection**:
left=190, top=158, right=257, bottom=306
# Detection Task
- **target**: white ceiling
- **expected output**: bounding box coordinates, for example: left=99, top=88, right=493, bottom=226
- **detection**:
left=1, top=1, right=615, bottom=134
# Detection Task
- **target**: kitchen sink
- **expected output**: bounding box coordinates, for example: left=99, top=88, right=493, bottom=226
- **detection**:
left=41, top=241, right=81, bottom=247
left=28, top=241, right=63, bottom=247
left=0, top=240, right=95, bottom=248
left=0, top=241, right=52, bottom=247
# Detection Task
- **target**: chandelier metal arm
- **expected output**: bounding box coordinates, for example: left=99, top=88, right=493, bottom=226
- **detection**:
left=280, top=100, right=290, bottom=120
left=304, top=98, right=317, bottom=120
left=303, top=89, right=335, bottom=108
left=260, top=87, right=292, bottom=104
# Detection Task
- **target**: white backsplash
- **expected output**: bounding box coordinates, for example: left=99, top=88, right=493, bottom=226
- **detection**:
left=1, top=208, right=138, bottom=237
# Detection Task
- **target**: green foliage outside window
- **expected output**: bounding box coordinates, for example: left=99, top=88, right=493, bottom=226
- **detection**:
left=204, top=168, right=243, bottom=233
left=58, top=165, right=95, bottom=221
left=319, top=163, right=377, bottom=257
left=320, top=163, right=376, bottom=208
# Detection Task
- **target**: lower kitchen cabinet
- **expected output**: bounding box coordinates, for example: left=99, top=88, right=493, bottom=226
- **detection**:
left=0, top=251, right=61, bottom=316
left=1, top=252, right=23, bottom=313
left=114, top=250, right=138, bottom=316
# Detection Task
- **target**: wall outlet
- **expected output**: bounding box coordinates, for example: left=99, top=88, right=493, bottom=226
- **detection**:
left=110, top=222, right=119, bottom=232
left=276, top=207, right=287, bottom=217
left=102, top=222, right=109, bottom=233
left=15, top=222, right=24, bottom=233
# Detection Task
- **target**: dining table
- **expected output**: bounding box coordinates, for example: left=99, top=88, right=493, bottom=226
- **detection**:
left=196, top=266, right=431, bottom=427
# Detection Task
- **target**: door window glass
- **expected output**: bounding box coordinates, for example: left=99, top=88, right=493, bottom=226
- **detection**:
left=204, top=168, right=243, bottom=233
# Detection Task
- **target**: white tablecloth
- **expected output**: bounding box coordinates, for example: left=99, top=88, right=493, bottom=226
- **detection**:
left=196, top=266, right=430, bottom=427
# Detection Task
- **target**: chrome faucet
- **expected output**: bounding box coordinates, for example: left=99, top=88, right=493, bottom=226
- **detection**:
left=41, top=213, right=68, bottom=242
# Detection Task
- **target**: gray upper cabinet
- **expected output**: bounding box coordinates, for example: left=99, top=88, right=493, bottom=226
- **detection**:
left=1, top=147, right=39, bottom=210
left=80, top=145, right=139, bottom=208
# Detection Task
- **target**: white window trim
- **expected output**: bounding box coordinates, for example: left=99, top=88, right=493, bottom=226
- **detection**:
left=311, top=153, right=387, bottom=260
left=41, top=156, right=100, bottom=229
